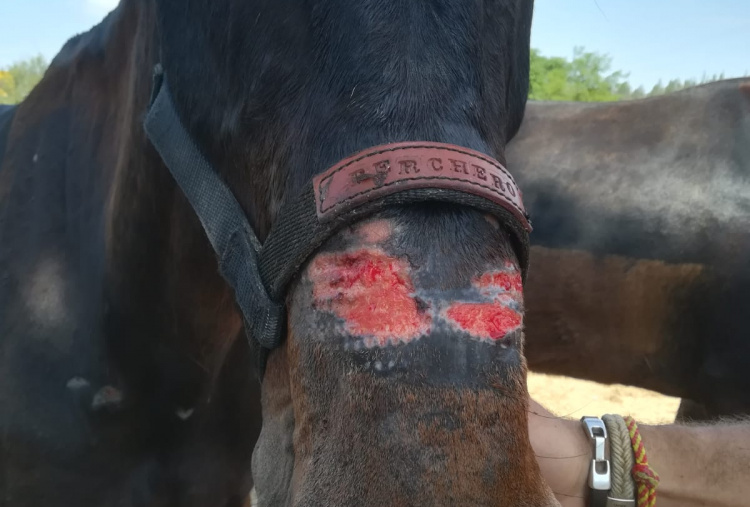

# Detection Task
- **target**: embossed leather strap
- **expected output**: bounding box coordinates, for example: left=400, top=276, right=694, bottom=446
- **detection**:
left=313, top=142, right=531, bottom=232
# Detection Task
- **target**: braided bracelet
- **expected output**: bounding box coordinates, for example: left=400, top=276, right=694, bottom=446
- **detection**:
left=603, top=414, right=636, bottom=506
left=624, top=416, right=661, bottom=507
left=582, top=415, right=660, bottom=507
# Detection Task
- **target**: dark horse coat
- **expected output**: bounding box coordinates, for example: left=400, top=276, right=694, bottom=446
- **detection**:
left=510, top=79, right=750, bottom=419
left=0, top=1, right=558, bottom=506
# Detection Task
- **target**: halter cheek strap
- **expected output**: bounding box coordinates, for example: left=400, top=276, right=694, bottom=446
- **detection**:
left=143, top=65, right=532, bottom=375
left=144, top=67, right=285, bottom=351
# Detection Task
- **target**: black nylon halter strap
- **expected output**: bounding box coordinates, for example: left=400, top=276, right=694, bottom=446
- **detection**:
left=144, top=68, right=285, bottom=350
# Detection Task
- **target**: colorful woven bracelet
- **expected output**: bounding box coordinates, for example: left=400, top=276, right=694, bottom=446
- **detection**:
left=624, top=416, right=660, bottom=507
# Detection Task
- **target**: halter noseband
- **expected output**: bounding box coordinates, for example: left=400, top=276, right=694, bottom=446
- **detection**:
left=143, top=65, right=531, bottom=376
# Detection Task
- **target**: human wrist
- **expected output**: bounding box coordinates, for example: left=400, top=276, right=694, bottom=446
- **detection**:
left=643, top=421, right=750, bottom=507
left=529, top=401, right=588, bottom=507
left=563, top=416, right=590, bottom=507
left=637, top=423, right=705, bottom=507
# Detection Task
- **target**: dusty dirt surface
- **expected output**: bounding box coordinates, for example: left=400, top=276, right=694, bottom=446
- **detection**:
left=528, top=372, right=680, bottom=424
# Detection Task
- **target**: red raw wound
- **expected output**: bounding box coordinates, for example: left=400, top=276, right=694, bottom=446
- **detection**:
left=474, top=269, right=522, bottom=294
left=446, top=264, right=523, bottom=340
left=309, top=249, right=431, bottom=345
left=444, top=303, right=522, bottom=340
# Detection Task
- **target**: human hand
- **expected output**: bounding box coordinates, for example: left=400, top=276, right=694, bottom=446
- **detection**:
left=528, top=398, right=590, bottom=507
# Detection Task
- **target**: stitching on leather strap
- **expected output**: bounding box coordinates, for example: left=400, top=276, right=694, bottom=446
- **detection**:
left=312, top=141, right=531, bottom=232
left=319, top=144, right=518, bottom=184
left=319, top=174, right=526, bottom=217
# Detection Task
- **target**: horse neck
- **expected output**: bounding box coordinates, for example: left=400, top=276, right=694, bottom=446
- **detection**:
left=76, top=2, right=247, bottom=396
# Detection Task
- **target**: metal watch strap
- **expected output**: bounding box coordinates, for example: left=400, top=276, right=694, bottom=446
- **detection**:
left=581, top=416, right=611, bottom=507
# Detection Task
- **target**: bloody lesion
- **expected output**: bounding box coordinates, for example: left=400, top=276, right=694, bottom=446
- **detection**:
left=307, top=220, right=523, bottom=347
left=309, top=248, right=433, bottom=346
left=475, top=264, right=523, bottom=295
left=443, top=303, right=521, bottom=341
left=443, top=264, right=523, bottom=341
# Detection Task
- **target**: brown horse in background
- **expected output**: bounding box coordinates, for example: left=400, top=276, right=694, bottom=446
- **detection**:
left=510, top=79, right=750, bottom=420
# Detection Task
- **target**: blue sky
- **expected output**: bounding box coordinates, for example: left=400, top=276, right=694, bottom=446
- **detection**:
left=2, top=0, right=748, bottom=90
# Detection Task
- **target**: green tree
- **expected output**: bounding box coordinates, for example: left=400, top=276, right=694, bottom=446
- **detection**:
left=0, top=71, right=15, bottom=104
left=529, top=47, right=629, bottom=102
left=664, top=79, right=684, bottom=94
left=683, top=79, right=698, bottom=89
left=630, top=86, right=646, bottom=99
left=649, top=80, right=665, bottom=97
left=566, top=47, right=624, bottom=101
left=0, top=55, right=48, bottom=105
left=527, top=46, right=744, bottom=102
left=615, top=82, right=632, bottom=98
left=528, top=49, right=570, bottom=101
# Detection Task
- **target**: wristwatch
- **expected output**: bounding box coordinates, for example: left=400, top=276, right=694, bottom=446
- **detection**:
left=581, top=416, right=611, bottom=507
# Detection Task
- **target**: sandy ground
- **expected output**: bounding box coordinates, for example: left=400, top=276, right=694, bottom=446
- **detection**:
left=528, top=372, right=681, bottom=424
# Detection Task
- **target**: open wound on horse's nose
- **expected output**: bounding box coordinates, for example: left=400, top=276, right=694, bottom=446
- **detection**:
left=310, top=248, right=432, bottom=346
left=443, top=265, right=523, bottom=341
left=309, top=232, right=523, bottom=344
